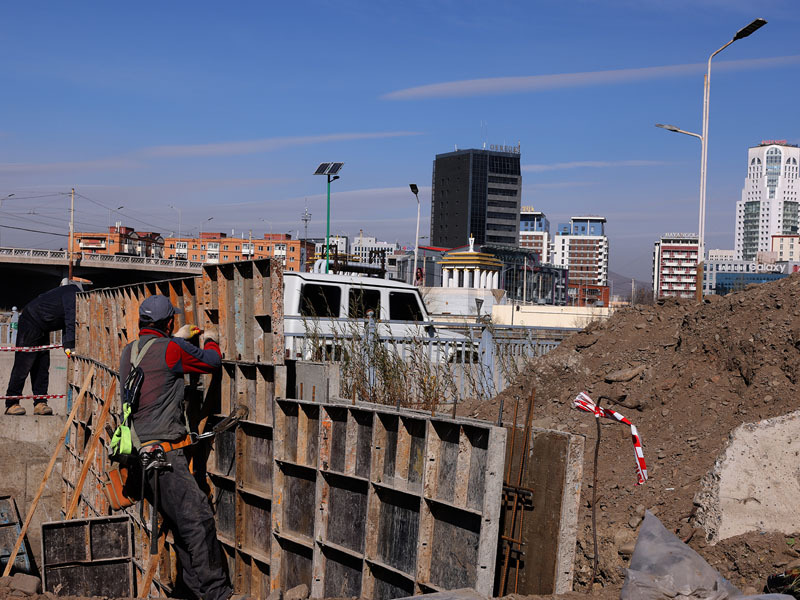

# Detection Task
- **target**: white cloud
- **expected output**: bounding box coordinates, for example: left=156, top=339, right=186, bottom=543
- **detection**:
left=141, top=131, right=423, bottom=159
left=0, top=158, right=140, bottom=174
left=523, top=160, right=668, bottom=173
left=383, top=55, right=800, bottom=100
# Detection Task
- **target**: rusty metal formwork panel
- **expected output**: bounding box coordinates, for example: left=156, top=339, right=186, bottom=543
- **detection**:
left=65, top=260, right=284, bottom=595
left=64, top=259, right=506, bottom=600
left=0, top=496, right=32, bottom=575
left=201, top=260, right=284, bottom=365
left=41, top=515, right=134, bottom=597
left=271, top=399, right=506, bottom=599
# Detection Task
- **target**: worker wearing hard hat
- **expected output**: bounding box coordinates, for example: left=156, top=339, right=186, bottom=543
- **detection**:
left=4, top=277, right=91, bottom=416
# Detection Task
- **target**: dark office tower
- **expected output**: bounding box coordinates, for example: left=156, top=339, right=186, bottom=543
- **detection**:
left=430, top=147, right=522, bottom=248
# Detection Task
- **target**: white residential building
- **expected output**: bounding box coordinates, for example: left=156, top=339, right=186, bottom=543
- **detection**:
left=351, top=233, right=399, bottom=266
left=735, top=140, right=800, bottom=261
left=519, top=206, right=551, bottom=263
left=552, top=216, right=609, bottom=287
left=772, top=235, right=800, bottom=262
left=652, top=233, right=699, bottom=299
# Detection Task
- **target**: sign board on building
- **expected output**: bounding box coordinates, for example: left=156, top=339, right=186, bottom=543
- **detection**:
left=489, top=143, right=521, bottom=154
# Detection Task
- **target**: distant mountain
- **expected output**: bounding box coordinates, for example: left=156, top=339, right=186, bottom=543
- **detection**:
left=608, top=270, right=649, bottom=300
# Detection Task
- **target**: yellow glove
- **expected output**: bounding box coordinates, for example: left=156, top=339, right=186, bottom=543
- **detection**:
left=174, top=324, right=201, bottom=339
left=64, top=348, right=73, bottom=358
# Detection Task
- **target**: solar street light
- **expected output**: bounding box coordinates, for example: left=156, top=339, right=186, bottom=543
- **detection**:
left=314, top=163, right=344, bottom=273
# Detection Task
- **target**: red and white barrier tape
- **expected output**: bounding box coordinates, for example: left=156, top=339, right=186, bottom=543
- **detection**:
left=1, top=394, right=66, bottom=401
left=0, top=344, right=63, bottom=352
left=573, top=391, right=648, bottom=485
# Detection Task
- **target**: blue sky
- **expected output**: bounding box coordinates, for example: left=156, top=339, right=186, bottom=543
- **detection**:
left=1, top=1, right=798, bottom=280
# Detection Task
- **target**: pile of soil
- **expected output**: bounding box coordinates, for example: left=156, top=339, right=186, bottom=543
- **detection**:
left=461, top=273, right=800, bottom=593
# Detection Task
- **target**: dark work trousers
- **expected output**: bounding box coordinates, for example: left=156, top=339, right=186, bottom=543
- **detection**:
left=145, top=449, right=232, bottom=600
left=5, top=313, right=50, bottom=407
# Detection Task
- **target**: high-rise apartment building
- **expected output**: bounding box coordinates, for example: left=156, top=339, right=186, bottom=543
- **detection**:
left=430, top=146, right=522, bottom=249
left=552, top=216, right=609, bottom=287
left=652, top=233, right=699, bottom=299
left=735, top=140, right=800, bottom=261
left=519, top=206, right=551, bottom=263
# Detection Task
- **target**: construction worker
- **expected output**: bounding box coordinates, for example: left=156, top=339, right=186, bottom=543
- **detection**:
left=4, top=278, right=90, bottom=416
left=119, top=294, right=233, bottom=600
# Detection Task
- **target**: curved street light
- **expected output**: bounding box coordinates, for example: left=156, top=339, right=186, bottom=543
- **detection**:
left=657, top=18, right=766, bottom=301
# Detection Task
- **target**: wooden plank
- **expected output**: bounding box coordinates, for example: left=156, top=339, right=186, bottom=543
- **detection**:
left=2, top=365, right=96, bottom=577
left=65, top=378, right=117, bottom=520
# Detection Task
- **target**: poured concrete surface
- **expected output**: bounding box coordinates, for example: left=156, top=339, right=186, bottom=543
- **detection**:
left=694, top=410, right=800, bottom=543
left=0, top=350, right=67, bottom=414
left=0, top=351, right=68, bottom=573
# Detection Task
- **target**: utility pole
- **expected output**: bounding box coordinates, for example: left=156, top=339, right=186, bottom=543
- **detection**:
left=631, top=278, right=635, bottom=306
left=301, top=202, right=311, bottom=242
left=68, top=188, right=75, bottom=280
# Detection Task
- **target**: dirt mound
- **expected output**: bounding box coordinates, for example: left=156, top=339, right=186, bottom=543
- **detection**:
left=461, top=273, right=800, bottom=593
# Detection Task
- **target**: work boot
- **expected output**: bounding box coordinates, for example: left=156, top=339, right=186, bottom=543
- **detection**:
left=34, top=403, right=53, bottom=416
left=4, top=404, right=26, bottom=416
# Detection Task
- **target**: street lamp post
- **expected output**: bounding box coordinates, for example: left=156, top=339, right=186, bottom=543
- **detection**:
left=108, top=205, right=124, bottom=230
left=169, top=204, right=182, bottom=261
left=657, top=17, right=766, bottom=301
left=409, top=184, right=420, bottom=285
left=200, top=217, right=214, bottom=237
left=313, top=162, right=344, bottom=274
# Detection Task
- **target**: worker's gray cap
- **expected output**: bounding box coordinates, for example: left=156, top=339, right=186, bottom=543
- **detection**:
left=139, top=295, right=182, bottom=322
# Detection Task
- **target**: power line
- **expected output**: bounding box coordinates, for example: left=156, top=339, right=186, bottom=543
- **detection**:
left=76, top=193, right=167, bottom=232
left=0, top=224, right=67, bottom=237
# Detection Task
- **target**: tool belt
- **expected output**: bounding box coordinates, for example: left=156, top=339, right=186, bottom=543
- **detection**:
left=139, top=434, right=194, bottom=454
left=102, top=405, right=249, bottom=517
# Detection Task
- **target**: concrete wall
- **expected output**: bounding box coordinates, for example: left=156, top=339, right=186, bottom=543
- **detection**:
left=0, top=351, right=68, bottom=574
left=423, top=287, right=506, bottom=318
left=492, top=304, right=612, bottom=329
left=694, top=410, right=800, bottom=543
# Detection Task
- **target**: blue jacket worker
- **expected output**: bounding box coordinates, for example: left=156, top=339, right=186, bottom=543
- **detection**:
left=119, top=294, right=234, bottom=600
left=5, top=278, right=89, bottom=416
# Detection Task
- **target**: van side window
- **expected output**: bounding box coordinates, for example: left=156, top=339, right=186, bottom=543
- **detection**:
left=300, top=284, right=341, bottom=317
left=389, top=291, right=423, bottom=321
left=349, top=288, right=381, bottom=318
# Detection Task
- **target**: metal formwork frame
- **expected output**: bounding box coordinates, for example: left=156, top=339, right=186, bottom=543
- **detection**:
left=64, top=258, right=507, bottom=599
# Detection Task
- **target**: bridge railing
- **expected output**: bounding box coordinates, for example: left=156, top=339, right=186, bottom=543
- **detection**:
left=0, top=247, right=68, bottom=260
left=80, top=253, right=204, bottom=270
left=0, top=247, right=202, bottom=271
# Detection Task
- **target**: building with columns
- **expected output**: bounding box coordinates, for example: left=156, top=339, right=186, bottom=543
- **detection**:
left=439, top=237, right=503, bottom=290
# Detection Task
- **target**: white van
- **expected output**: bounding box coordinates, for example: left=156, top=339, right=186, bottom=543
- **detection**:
left=283, top=272, right=470, bottom=361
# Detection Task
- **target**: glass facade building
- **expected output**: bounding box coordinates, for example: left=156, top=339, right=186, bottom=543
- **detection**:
left=430, top=148, right=522, bottom=249
left=735, top=141, right=800, bottom=261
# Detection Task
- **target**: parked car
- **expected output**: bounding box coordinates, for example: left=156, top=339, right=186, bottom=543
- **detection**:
left=283, top=272, right=472, bottom=361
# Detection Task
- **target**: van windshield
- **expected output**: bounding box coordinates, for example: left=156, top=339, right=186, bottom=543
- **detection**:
left=300, top=284, right=341, bottom=317
left=389, top=291, right=424, bottom=321
left=349, top=288, right=381, bottom=318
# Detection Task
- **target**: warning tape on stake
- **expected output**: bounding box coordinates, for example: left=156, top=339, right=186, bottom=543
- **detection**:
left=573, top=391, right=648, bottom=485
left=0, top=344, right=63, bottom=352
left=1, top=394, right=66, bottom=401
